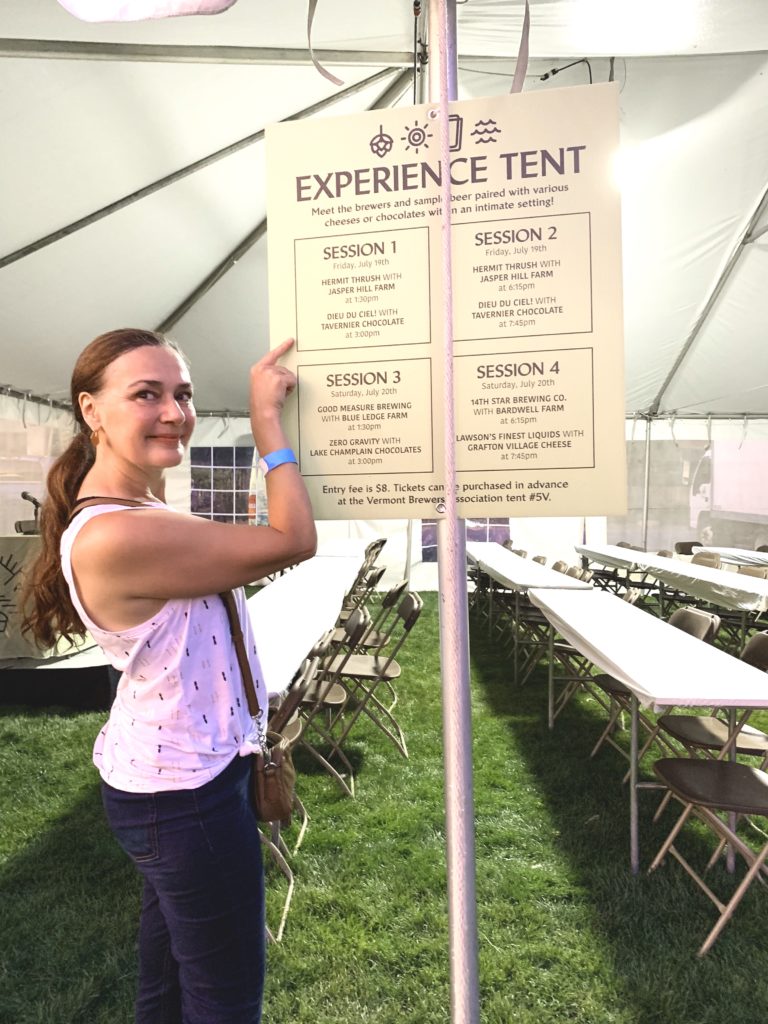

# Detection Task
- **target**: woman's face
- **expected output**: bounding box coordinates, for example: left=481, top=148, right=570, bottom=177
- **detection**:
left=82, top=345, right=196, bottom=471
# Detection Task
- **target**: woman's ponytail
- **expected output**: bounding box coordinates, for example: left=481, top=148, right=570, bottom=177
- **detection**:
left=20, top=328, right=184, bottom=650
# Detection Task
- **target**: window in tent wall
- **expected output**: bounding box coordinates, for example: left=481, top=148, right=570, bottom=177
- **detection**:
left=190, top=445, right=259, bottom=525
left=420, top=517, right=511, bottom=562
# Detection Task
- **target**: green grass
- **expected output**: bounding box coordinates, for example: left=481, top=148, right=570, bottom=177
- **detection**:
left=2, top=593, right=768, bottom=1023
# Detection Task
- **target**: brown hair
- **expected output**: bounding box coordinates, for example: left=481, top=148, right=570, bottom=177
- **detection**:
left=21, top=328, right=187, bottom=649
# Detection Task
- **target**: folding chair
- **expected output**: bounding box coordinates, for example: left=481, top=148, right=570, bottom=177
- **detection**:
left=296, top=612, right=371, bottom=797
left=649, top=757, right=768, bottom=955
left=259, top=654, right=318, bottom=941
left=337, top=538, right=387, bottom=620
left=691, top=550, right=722, bottom=570
left=325, top=592, right=424, bottom=760
left=674, top=540, right=702, bottom=556
left=653, top=632, right=768, bottom=764
left=738, top=565, right=768, bottom=579
left=337, top=563, right=387, bottom=622
left=589, top=607, right=721, bottom=763
left=333, top=578, right=409, bottom=652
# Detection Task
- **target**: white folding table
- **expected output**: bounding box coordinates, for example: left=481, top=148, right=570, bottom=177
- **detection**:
left=466, top=542, right=591, bottom=682
left=700, top=546, right=768, bottom=569
left=247, top=554, right=362, bottom=695
left=528, top=587, right=768, bottom=873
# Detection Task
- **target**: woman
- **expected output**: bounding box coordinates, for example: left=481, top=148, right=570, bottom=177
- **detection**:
left=22, top=328, right=316, bottom=1024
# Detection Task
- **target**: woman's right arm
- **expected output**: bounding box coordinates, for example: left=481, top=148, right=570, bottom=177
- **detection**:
left=72, top=340, right=317, bottom=602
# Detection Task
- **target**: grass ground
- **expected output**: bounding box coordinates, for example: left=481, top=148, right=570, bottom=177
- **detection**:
left=2, top=593, right=768, bottom=1023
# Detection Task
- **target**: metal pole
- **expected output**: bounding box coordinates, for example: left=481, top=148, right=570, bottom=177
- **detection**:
left=641, top=417, right=652, bottom=550
left=428, top=3, right=480, bottom=1023
left=0, top=38, right=412, bottom=67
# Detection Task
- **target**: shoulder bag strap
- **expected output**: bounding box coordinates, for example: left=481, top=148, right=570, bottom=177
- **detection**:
left=67, top=495, right=151, bottom=526
left=220, top=590, right=262, bottom=719
left=220, top=590, right=306, bottom=733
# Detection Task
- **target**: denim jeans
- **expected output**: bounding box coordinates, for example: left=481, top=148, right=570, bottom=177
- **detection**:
left=102, top=754, right=265, bottom=1024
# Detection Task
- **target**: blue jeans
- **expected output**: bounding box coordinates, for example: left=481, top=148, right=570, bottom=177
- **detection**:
left=102, top=754, right=265, bottom=1024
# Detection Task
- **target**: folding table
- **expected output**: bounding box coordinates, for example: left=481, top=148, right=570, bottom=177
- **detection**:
left=700, top=547, right=768, bottom=569
left=577, top=543, right=768, bottom=614
left=527, top=587, right=768, bottom=873
left=466, top=542, right=591, bottom=682
left=247, top=554, right=362, bottom=695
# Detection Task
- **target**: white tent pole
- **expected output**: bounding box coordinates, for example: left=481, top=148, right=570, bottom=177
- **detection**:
left=0, top=38, right=413, bottom=66
left=641, top=417, right=652, bottom=550
left=428, top=3, right=480, bottom=1024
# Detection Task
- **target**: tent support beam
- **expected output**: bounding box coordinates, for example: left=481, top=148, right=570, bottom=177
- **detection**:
left=0, top=66, right=397, bottom=271
left=0, top=38, right=413, bottom=66
left=156, top=219, right=267, bottom=335
left=155, top=68, right=413, bottom=332
left=648, top=179, right=768, bottom=416
left=4, top=39, right=765, bottom=64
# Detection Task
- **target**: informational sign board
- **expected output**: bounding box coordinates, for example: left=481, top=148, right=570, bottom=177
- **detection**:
left=267, top=83, right=626, bottom=519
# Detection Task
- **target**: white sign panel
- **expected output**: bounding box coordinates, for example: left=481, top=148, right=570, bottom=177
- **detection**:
left=267, top=84, right=626, bottom=519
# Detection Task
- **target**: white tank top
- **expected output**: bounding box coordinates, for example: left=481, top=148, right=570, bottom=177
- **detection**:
left=60, top=504, right=267, bottom=792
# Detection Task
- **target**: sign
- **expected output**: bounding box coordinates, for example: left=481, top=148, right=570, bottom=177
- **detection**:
left=267, top=84, right=626, bottom=519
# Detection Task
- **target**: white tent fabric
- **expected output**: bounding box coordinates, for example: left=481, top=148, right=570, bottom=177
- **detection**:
left=1, top=0, right=767, bottom=418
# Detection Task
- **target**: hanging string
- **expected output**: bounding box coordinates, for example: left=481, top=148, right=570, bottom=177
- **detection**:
left=217, top=411, right=232, bottom=439
left=706, top=414, right=712, bottom=449
left=307, top=0, right=343, bottom=86
left=509, top=0, right=530, bottom=94
left=739, top=414, right=748, bottom=450
left=668, top=414, right=678, bottom=448
left=413, top=2, right=422, bottom=103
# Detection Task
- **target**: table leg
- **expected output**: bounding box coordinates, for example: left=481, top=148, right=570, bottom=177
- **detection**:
left=513, top=590, right=519, bottom=684
left=547, top=626, right=554, bottom=730
left=727, top=706, right=737, bottom=874
left=630, top=694, right=639, bottom=875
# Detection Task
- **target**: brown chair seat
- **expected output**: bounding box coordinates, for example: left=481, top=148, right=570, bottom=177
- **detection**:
left=657, top=714, right=768, bottom=757
left=654, top=757, right=768, bottom=817
left=592, top=673, right=631, bottom=696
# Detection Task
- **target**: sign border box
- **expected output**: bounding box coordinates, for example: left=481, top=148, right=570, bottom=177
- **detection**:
left=453, top=212, right=594, bottom=344
left=454, top=346, right=596, bottom=472
left=296, top=356, right=436, bottom=477
left=293, top=226, right=432, bottom=353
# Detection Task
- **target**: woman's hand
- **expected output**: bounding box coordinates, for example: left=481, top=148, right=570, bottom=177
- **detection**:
left=249, top=339, right=297, bottom=453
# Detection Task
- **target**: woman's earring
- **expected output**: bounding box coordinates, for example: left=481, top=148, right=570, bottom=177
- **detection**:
left=91, top=428, right=100, bottom=447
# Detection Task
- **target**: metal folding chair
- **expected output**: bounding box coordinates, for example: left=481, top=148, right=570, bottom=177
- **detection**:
left=260, top=654, right=318, bottom=942
left=325, top=592, right=424, bottom=760
left=649, top=757, right=768, bottom=955
left=589, top=607, right=721, bottom=764
left=295, top=613, right=371, bottom=797
left=652, top=632, right=768, bottom=765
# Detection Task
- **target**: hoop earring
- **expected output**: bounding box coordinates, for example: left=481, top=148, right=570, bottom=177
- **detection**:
left=91, top=429, right=100, bottom=447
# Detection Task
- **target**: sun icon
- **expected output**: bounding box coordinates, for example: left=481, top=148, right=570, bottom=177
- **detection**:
left=401, top=120, right=433, bottom=154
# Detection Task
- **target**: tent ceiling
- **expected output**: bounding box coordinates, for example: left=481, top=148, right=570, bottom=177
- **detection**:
left=1, top=0, right=767, bottom=418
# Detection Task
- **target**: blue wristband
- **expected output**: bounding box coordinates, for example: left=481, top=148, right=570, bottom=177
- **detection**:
left=259, top=447, right=298, bottom=474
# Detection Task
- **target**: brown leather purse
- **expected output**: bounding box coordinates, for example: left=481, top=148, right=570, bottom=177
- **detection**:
left=220, top=590, right=297, bottom=825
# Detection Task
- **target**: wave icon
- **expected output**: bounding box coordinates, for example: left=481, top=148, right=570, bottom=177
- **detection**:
left=471, top=119, right=502, bottom=144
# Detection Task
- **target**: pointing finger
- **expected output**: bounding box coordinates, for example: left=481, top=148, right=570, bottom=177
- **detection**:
left=258, top=338, right=295, bottom=366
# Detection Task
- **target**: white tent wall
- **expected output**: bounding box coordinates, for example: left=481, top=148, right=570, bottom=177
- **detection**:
left=2, top=1, right=768, bottom=570
left=608, top=416, right=768, bottom=552
left=2, top=2, right=768, bottom=418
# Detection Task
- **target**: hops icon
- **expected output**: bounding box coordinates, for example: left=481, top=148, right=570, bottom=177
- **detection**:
left=370, top=125, right=394, bottom=158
